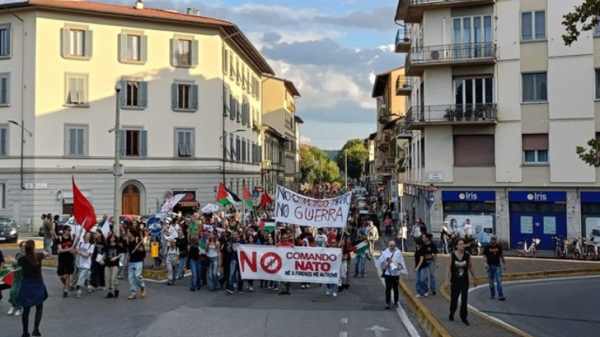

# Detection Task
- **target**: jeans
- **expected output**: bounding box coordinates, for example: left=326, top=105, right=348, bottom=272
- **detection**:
left=354, top=254, right=366, bottom=276
left=384, top=275, right=399, bottom=305
left=177, top=257, right=187, bottom=279
left=128, top=261, right=145, bottom=294
left=416, top=263, right=436, bottom=295
left=207, top=256, right=219, bottom=290
left=487, top=265, right=504, bottom=298
left=104, top=266, right=119, bottom=291
left=189, top=259, right=202, bottom=290
left=228, top=259, right=240, bottom=290
left=77, top=268, right=90, bottom=289
left=43, top=238, right=52, bottom=254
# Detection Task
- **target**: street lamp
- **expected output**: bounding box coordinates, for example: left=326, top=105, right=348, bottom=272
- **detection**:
left=112, top=82, right=123, bottom=237
left=8, top=120, right=33, bottom=190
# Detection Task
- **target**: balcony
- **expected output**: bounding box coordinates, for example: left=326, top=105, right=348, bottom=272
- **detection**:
left=406, top=42, right=496, bottom=75
left=395, top=76, right=412, bottom=96
left=395, top=25, right=411, bottom=53
left=396, top=0, right=495, bottom=23
left=406, top=104, right=497, bottom=128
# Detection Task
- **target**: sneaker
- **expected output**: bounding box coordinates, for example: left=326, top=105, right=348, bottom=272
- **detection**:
left=415, top=294, right=423, bottom=298
left=7, top=307, right=14, bottom=315
left=431, top=291, right=436, bottom=296
left=32, top=330, right=41, bottom=337
left=332, top=292, right=337, bottom=297
left=385, top=305, right=391, bottom=310
left=225, top=289, right=234, bottom=295
left=462, top=319, right=470, bottom=326
left=76, top=290, right=82, bottom=298
left=127, top=293, right=136, bottom=300
left=325, top=290, right=331, bottom=296
left=63, top=290, right=68, bottom=298
left=248, top=287, right=254, bottom=292
left=140, top=288, right=146, bottom=298
left=498, top=297, right=506, bottom=301
left=449, top=315, right=454, bottom=321
left=105, top=292, right=114, bottom=299
left=114, top=290, right=119, bottom=298
left=424, top=292, right=429, bottom=297
left=14, top=309, right=22, bottom=316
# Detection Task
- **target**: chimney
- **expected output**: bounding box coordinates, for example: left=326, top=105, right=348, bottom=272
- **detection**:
left=135, top=0, right=144, bottom=10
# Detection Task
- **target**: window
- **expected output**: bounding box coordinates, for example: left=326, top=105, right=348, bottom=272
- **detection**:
left=171, top=82, right=198, bottom=112
left=523, top=134, right=548, bottom=164
left=229, top=133, right=235, bottom=160
left=223, top=48, right=229, bottom=75
left=0, top=24, right=10, bottom=58
left=236, top=136, right=241, bottom=162
left=229, top=94, right=237, bottom=121
left=119, top=129, right=147, bottom=157
left=223, top=85, right=230, bottom=116
left=229, top=53, right=235, bottom=79
left=522, top=11, right=545, bottom=41
left=0, top=126, right=8, bottom=156
left=0, top=73, right=9, bottom=106
left=0, top=183, right=5, bottom=209
left=119, top=32, right=147, bottom=63
left=241, top=97, right=250, bottom=126
left=452, top=15, right=493, bottom=57
left=65, top=125, right=88, bottom=157
left=454, top=135, right=495, bottom=167
left=65, top=73, right=88, bottom=106
left=242, top=139, right=247, bottom=162
left=522, top=72, right=547, bottom=102
left=596, top=69, right=600, bottom=99
left=171, top=38, right=197, bottom=67
left=119, top=80, right=148, bottom=109
left=175, top=128, right=194, bottom=158
left=61, top=27, right=92, bottom=59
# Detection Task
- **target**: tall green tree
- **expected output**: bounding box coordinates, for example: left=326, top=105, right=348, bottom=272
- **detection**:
left=299, top=144, right=341, bottom=184
left=562, top=1, right=600, bottom=166
left=336, top=139, right=369, bottom=180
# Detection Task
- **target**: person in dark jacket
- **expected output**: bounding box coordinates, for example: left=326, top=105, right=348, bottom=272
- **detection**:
left=17, top=240, right=49, bottom=337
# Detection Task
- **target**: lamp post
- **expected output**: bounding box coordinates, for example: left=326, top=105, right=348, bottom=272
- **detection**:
left=113, top=83, right=123, bottom=238
left=8, top=120, right=32, bottom=190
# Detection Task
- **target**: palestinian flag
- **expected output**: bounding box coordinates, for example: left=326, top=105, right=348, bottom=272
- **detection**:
left=0, top=268, right=14, bottom=287
left=259, top=191, right=273, bottom=209
left=216, top=183, right=240, bottom=207
left=354, top=241, right=369, bottom=256
left=242, top=185, right=253, bottom=208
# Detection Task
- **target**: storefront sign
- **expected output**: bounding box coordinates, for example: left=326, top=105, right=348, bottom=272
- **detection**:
left=581, top=192, right=600, bottom=203
left=273, top=185, right=352, bottom=228
left=442, top=191, right=495, bottom=202
left=237, top=245, right=342, bottom=284
left=508, top=191, right=566, bottom=203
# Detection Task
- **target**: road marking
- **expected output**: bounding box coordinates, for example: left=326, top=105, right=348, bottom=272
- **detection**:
left=339, top=317, right=348, bottom=337
left=372, top=259, right=420, bottom=337
left=339, top=332, right=348, bottom=337
left=366, top=325, right=391, bottom=337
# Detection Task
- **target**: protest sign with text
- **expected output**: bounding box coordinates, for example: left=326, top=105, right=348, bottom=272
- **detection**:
left=237, top=245, right=342, bottom=284
left=273, top=185, right=351, bottom=228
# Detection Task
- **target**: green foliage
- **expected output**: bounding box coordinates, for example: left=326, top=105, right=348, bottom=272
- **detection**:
left=299, top=144, right=341, bottom=184
left=576, top=138, right=600, bottom=167
left=562, top=0, right=600, bottom=45
left=336, top=139, right=369, bottom=180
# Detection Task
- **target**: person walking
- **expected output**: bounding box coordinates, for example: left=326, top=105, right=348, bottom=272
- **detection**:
left=103, top=234, right=122, bottom=298
left=75, top=232, right=95, bottom=298
left=127, top=229, right=146, bottom=300
left=17, top=240, right=48, bottom=337
left=415, top=233, right=437, bottom=297
left=483, top=236, right=506, bottom=301
left=448, top=239, right=476, bottom=326
left=40, top=215, right=53, bottom=254
left=56, top=227, right=75, bottom=298
left=378, top=240, right=407, bottom=309
left=206, top=234, right=220, bottom=291
left=6, top=242, right=25, bottom=316
left=165, top=240, right=179, bottom=286
left=366, top=221, right=379, bottom=257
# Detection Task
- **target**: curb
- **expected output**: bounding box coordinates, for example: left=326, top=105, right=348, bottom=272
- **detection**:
left=439, top=268, right=600, bottom=337
left=398, top=279, right=452, bottom=337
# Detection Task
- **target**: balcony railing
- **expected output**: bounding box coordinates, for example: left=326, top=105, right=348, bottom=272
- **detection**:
left=409, top=42, right=496, bottom=66
left=395, top=25, right=411, bottom=53
left=406, top=104, right=497, bottom=127
left=395, top=76, right=412, bottom=96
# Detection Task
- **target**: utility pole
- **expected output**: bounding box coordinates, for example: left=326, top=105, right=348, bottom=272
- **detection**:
left=8, top=120, right=32, bottom=190
left=113, top=83, right=122, bottom=238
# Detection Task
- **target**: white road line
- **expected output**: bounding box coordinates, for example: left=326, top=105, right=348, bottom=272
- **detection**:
left=373, top=259, right=421, bottom=337
left=339, top=332, right=348, bottom=337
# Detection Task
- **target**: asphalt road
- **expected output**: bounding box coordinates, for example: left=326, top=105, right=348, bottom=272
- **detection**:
left=470, top=276, right=600, bottom=337
left=0, top=262, right=414, bottom=337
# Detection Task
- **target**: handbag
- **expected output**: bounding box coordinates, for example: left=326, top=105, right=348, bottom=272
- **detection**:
left=95, top=253, right=105, bottom=265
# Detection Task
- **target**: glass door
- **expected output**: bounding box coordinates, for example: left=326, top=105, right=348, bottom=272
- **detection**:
left=452, top=15, right=493, bottom=59
left=454, top=77, right=494, bottom=119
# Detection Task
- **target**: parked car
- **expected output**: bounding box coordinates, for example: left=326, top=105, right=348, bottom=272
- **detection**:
left=0, top=216, right=19, bottom=243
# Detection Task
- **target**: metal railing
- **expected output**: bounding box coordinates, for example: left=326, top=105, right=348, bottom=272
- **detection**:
left=410, top=42, right=496, bottom=64
left=406, top=104, right=497, bottom=124
left=395, top=76, right=412, bottom=95
left=396, top=25, right=411, bottom=47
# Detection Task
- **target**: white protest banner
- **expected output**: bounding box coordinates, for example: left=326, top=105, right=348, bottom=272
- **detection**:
left=273, top=185, right=352, bottom=228
left=237, top=245, right=342, bottom=284
left=160, top=193, right=186, bottom=214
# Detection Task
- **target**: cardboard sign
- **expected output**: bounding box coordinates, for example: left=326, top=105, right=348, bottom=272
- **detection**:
left=273, top=185, right=351, bottom=228
left=237, top=245, right=342, bottom=284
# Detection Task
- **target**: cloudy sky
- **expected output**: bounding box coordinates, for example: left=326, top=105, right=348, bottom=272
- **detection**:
left=111, top=0, right=405, bottom=149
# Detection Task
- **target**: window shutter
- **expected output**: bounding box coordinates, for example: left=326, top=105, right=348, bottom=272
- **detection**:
left=171, top=82, right=178, bottom=110
left=84, top=30, right=93, bottom=58
left=119, top=80, right=127, bottom=108
left=5, top=24, right=10, bottom=56
left=191, top=40, right=199, bottom=67
left=139, top=81, right=148, bottom=108
left=118, top=130, right=126, bottom=156
left=0, top=128, right=7, bottom=155
left=140, top=130, right=148, bottom=157
left=223, top=86, right=229, bottom=116
left=223, top=48, right=228, bottom=74
left=170, top=38, right=177, bottom=67
left=61, top=28, right=70, bottom=58
left=118, top=33, right=127, bottom=62
left=69, top=128, right=76, bottom=155
left=230, top=95, right=235, bottom=120
left=140, top=35, right=148, bottom=63
left=190, top=84, right=199, bottom=111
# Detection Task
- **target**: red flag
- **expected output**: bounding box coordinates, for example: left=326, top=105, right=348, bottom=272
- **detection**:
left=243, top=185, right=252, bottom=201
left=72, top=177, right=97, bottom=232
left=259, top=192, right=272, bottom=209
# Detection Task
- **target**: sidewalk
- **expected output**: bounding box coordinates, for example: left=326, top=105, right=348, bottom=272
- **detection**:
left=402, top=253, right=600, bottom=337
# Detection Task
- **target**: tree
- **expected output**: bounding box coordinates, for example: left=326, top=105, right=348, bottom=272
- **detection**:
left=336, top=139, right=369, bottom=180
left=562, top=1, right=600, bottom=165
left=562, top=0, right=600, bottom=45
left=299, top=144, right=341, bottom=185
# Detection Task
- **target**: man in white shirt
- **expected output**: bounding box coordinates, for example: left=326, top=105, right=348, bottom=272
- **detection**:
left=76, top=233, right=95, bottom=298
left=378, top=240, right=408, bottom=309
left=367, top=221, right=379, bottom=256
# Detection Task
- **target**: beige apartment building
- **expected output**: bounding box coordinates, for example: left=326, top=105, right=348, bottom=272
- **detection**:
left=396, top=0, right=600, bottom=249
left=261, top=75, right=301, bottom=194
left=0, top=0, right=274, bottom=230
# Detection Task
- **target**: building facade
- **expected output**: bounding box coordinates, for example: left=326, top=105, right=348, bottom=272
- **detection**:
left=396, top=0, right=600, bottom=248
left=261, top=75, right=301, bottom=194
left=0, top=0, right=273, bottom=230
